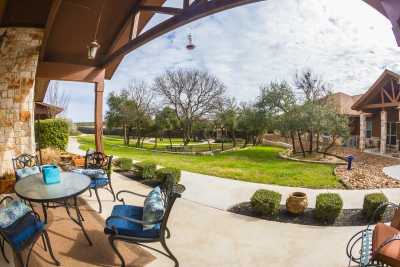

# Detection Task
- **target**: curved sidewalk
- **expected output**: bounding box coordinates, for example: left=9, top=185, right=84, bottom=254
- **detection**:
left=180, top=171, right=400, bottom=210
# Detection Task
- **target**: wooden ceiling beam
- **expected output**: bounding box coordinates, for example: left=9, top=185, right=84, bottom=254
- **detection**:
left=103, top=0, right=264, bottom=66
left=139, top=5, right=182, bottom=15
left=364, top=102, right=400, bottom=109
left=36, top=62, right=105, bottom=83
left=40, top=0, right=62, bottom=61
left=0, top=0, right=7, bottom=25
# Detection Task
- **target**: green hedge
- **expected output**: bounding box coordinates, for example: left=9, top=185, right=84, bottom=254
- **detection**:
left=155, top=167, right=181, bottom=184
left=250, top=189, right=281, bottom=217
left=363, top=193, right=388, bottom=222
left=115, top=158, right=133, bottom=171
left=134, top=161, right=157, bottom=180
left=314, top=193, right=343, bottom=224
left=35, top=119, right=69, bottom=150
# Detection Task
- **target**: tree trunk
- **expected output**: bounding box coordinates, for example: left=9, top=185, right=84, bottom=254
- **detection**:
left=290, top=132, right=296, bottom=153
left=168, top=132, right=173, bottom=149
left=207, top=139, right=212, bottom=151
left=154, top=134, right=158, bottom=149
left=221, top=131, right=224, bottom=151
left=309, top=130, right=313, bottom=154
left=243, top=134, right=249, bottom=148
left=316, top=132, right=320, bottom=152
left=297, top=131, right=306, bottom=157
left=324, top=135, right=337, bottom=153
left=232, top=130, right=237, bottom=147
left=123, top=124, right=128, bottom=145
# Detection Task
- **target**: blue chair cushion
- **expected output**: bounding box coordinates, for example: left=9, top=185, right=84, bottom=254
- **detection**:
left=90, top=178, right=109, bottom=188
left=16, top=166, right=40, bottom=179
left=2, top=213, right=44, bottom=250
left=143, top=187, right=165, bottom=230
left=104, top=205, right=160, bottom=238
left=72, top=168, right=107, bottom=179
left=0, top=200, right=32, bottom=228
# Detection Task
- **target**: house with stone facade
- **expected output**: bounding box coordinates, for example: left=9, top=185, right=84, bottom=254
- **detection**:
left=332, top=69, right=400, bottom=155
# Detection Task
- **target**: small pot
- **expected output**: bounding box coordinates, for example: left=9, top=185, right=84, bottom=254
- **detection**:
left=286, top=192, right=308, bottom=215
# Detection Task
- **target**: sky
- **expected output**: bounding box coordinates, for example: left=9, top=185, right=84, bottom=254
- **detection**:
left=54, top=0, right=400, bottom=122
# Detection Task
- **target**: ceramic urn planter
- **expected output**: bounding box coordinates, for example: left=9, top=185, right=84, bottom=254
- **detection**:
left=286, top=192, right=308, bottom=215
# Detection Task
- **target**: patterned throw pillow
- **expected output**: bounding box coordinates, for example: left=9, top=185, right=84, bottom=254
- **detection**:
left=16, top=166, right=40, bottom=179
left=143, top=187, right=165, bottom=231
left=72, top=169, right=106, bottom=179
left=0, top=200, right=32, bottom=228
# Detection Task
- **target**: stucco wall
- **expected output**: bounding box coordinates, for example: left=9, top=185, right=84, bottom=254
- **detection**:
left=0, top=27, right=43, bottom=176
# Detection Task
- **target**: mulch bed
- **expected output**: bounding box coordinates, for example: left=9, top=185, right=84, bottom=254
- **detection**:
left=229, top=202, right=395, bottom=227
left=332, top=147, right=400, bottom=189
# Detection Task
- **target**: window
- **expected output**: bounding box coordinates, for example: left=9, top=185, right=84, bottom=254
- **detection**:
left=387, top=122, right=397, bottom=145
left=366, top=120, right=372, bottom=138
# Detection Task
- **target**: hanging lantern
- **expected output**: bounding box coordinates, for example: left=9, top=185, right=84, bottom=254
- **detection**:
left=186, top=34, right=195, bottom=50
left=87, top=40, right=100, bottom=59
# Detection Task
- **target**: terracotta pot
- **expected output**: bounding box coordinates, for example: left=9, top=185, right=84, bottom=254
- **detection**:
left=72, top=156, right=85, bottom=167
left=286, top=192, right=308, bottom=215
left=0, top=178, right=16, bottom=194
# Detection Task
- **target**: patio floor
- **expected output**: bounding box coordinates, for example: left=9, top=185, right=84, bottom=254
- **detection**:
left=1, top=172, right=364, bottom=267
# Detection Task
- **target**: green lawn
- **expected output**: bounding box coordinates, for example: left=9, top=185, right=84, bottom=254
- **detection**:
left=77, top=135, right=342, bottom=189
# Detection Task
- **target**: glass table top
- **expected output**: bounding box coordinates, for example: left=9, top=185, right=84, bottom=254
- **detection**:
left=14, top=172, right=91, bottom=202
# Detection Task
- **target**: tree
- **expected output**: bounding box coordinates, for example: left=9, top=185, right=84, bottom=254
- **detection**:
left=44, top=81, right=70, bottom=117
left=257, top=81, right=297, bottom=151
left=125, top=80, right=154, bottom=147
left=294, top=70, right=331, bottom=154
left=153, top=68, right=226, bottom=145
left=155, top=106, right=179, bottom=148
left=237, top=103, right=269, bottom=147
left=105, top=90, right=135, bottom=145
left=216, top=97, right=238, bottom=147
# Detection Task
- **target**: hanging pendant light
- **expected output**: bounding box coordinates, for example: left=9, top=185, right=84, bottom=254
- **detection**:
left=186, top=34, right=195, bottom=50
left=87, top=0, right=105, bottom=59
left=87, top=40, right=100, bottom=59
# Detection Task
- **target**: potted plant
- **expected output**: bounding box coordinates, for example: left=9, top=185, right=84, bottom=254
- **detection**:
left=72, top=155, right=85, bottom=167
left=0, top=171, right=16, bottom=194
left=286, top=192, right=308, bottom=215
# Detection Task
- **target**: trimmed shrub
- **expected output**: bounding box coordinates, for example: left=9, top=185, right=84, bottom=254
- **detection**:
left=314, top=193, right=343, bottom=223
left=363, top=193, right=388, bottom=222
left=250, top=189, right=281, bottom=216
left=115, top=158, right=133, bottom=171
left=155, top=167, right=181, bottom=184
left=35, top=119, right=69, bottom=150
left=134, top=161, right=157, bottom=179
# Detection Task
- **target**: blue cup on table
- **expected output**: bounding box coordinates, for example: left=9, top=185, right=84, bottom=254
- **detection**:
left=41, top=165, right=61, bottom=185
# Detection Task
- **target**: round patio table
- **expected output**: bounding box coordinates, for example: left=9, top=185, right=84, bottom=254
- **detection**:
left=14, top=172, right=93, bottom=245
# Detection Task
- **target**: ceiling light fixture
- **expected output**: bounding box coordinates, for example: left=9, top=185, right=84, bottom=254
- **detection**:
left=186, top=34, right=195, bottom=50
left=87, top=0, right=106, bottom=60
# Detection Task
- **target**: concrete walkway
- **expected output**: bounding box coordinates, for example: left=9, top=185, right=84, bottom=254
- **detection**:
left=68, top=137, right=400, bottom=210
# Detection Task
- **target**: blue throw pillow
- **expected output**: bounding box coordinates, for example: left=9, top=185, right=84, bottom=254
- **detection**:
left=72, top=168, right=106, bottom=179
left=0, top=200, right=32, bottom=228
left=16, top=166, right=40, bottom=179
left=143, top=187, right=165, bottom=230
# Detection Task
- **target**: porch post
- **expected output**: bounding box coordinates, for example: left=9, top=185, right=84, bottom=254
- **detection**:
left=94, top=80, right=104, bottom=153
left=359, top=113, right=366, bottom=151
left=380, top=110, right=387, bottom=154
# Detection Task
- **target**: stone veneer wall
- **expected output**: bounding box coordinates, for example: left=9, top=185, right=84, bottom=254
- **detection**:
left=0, top=28, right=43, bottom=176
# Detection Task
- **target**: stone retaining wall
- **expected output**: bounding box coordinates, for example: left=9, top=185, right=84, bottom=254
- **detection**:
left=0, top=27, right=43, bottom=175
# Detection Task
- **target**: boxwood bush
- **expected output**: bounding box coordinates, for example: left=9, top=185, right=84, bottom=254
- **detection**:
left=134, top=161, right=157, bottom=180
left=115, top=158, right=133, bottom=171
left=35, top=119, right=69, bottom=150
left=314, top=193, right=343, bottom=224
left=250, top=189, right=281, bottom=217
left=155, top=167, right=181, bottom=184
left=363, top=193, right=388, bottom=222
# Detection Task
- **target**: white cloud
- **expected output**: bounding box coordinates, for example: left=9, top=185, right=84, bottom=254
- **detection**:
left=60, top=0, right=400, bottom=121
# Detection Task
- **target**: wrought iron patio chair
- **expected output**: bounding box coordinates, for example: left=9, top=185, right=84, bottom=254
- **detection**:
left=0, top=196, right=59, bottom=267
left=84, top=150, right=115, bottom=213
left=104, top=181, right=185, bottom=267
left=346, top=202, right=400, bottom=267
left=12, top=154, right=40, bottom=182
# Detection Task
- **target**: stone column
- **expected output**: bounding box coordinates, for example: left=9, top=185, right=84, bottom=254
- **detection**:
left=359, top=113, right=366, bottom=151
left=0, top=28, right=43, bottom=176
left=380, top=110, right=387, bottom=154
